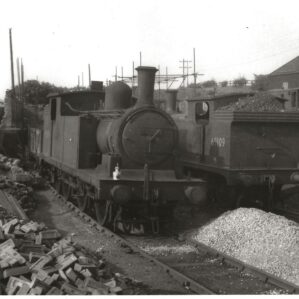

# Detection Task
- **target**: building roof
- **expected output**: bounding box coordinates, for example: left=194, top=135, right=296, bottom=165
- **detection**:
left=269, top=56, right=299, bottom=76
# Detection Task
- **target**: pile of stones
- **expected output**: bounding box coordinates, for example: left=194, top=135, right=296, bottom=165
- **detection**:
left=0, top=215, right=138, bottom=295
left=190, top=208, right=299, bottom=285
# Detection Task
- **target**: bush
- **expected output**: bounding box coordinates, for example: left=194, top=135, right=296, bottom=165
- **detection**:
left=221, top=81, right=228, bottom=87
left=233, top=76, right=247, bottom=87
left=252, top=74, right=269, bottom=91
left=201, top=79, right=217, bottom=88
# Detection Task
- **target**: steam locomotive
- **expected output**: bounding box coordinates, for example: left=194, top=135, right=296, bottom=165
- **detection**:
left=29, top=67, right=206, bottom=234
left=165, top=90, right=299, bottom=209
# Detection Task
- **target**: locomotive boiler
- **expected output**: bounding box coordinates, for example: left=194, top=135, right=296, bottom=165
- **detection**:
left=31, top=66, right=206, bottom=234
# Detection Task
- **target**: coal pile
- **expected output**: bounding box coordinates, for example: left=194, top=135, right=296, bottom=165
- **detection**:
left=0, top=214, right=139, bottom=295
left=189, top=208, right=299, bottom=286
left=219, top=92, right=284, bottom=112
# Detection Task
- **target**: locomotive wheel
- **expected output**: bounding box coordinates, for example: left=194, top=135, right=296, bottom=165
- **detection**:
left=62, top=182, right=72, bottom=201
left=77, top=187, right=89, bottom=212
left=54, top=179, right=62, bottom=194
left=213, top=185, right=238, bottom=209
left=94, top=200, right=111, bottom=226
left=122, top=222, right=132, bottom=234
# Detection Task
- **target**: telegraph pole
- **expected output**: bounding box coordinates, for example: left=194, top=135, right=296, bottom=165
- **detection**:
left=115, top=66, right=118, bottom=82
left=179, top=59, right=185, bottom=87
left=186, top=60, right=190, bottom=86
left=9, top=28, right=15, bottom=95
left=158, top=65, right=161, bottom=100
left=139, top=51, right=142, bottom=66
left=21, top=59, right=24, bottom=103
left=88, top=64, right=91, bottom=87
left=17, top=58, right=21, bottom=100
left=179, top=58, right=191, bottom=87
left=166, top=67, right=168, bottom=90
left=132, top=61, right=135, bottom=88
left=193, top=48, right=197, bottom=86
left=121, top=66, right=123, bottom=81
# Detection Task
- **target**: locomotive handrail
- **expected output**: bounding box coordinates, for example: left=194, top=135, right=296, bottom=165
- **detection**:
left=65, top=102, right=124, bottom=119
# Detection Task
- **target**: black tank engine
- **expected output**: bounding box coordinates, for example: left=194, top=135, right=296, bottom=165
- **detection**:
left=31, top=66, right=206, bottom=234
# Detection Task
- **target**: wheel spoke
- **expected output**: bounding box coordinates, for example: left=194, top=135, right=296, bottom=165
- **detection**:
left=94, top=201, right=110, bottom=226
left=62, top=182, right=72, bottom=201
left=54, top=179, right=62, bottom=194
left=77, top=193, right=89, bottom=212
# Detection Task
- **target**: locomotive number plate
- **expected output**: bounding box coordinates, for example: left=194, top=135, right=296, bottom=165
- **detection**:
left=211, top=137, right=225, bottom=147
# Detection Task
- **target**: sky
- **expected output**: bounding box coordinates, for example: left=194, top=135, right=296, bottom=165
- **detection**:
left=1, top=0, right=299, bottom=99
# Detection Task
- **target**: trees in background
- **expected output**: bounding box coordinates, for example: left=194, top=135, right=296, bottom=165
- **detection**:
left=11, top=80, right=71, bottom=105
left=251, top=74, right=269, bottom=91
left=233, top=76, right=247, bottom=87
left=201, top=79, right=217, bottom=88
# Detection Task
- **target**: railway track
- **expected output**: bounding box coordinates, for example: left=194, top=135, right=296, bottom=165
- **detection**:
left=48, top=186, right=299, bottom=295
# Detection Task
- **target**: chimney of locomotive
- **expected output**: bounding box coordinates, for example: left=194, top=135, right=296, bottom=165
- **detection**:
left=165, top=89, right=178, bottom=114
left=135, top=66, right=158, bottom=107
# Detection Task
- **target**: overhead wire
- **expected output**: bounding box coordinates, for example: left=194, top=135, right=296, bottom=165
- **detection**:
left=200, top=41, right=299, bottom=73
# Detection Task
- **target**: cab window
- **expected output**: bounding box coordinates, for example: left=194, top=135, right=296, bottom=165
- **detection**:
left=195, top=101, right=209, bottom=122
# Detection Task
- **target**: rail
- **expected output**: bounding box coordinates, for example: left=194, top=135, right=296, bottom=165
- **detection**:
left=49, top=186, right=299, bottom=294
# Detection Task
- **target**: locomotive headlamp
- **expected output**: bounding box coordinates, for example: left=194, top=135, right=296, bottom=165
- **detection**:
left=290, top=172, right=299, bottom=183
left=185, top=186, right=207, bottom=206
left=111, top=185, right=132, bottom=205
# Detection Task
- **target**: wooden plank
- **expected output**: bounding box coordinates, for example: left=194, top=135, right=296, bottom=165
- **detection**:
left=0, top=190, right=28, bottom=220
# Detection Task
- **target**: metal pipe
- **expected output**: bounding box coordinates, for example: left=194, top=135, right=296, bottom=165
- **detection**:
left=21, top=59, right=24, bottom=103
left=135, top=66, right=157, bottom=107
left=17, top=58, right=21, bottom=100
left=9, top=28, right=15, bottom=95
left=88, top=64, right=91, bottom=87
left=165, top=89, right=178, bottom=114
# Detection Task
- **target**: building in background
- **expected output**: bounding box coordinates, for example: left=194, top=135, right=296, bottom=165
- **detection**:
left=268, top=56, right=299, bottom=109
left=268, top=56, right=299, bottom=90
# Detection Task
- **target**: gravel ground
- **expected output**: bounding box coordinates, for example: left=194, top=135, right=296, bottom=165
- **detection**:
left=129, top=236, right=197, bottom=257
left=189, top=208, right=299, bottom=286
left=29, top=189, right=191, bottom=294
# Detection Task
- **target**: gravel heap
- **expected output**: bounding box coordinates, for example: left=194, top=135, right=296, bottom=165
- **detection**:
left=219, top=92, right=284, bottom=112
left=189, top=208, right=299, bottom=286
